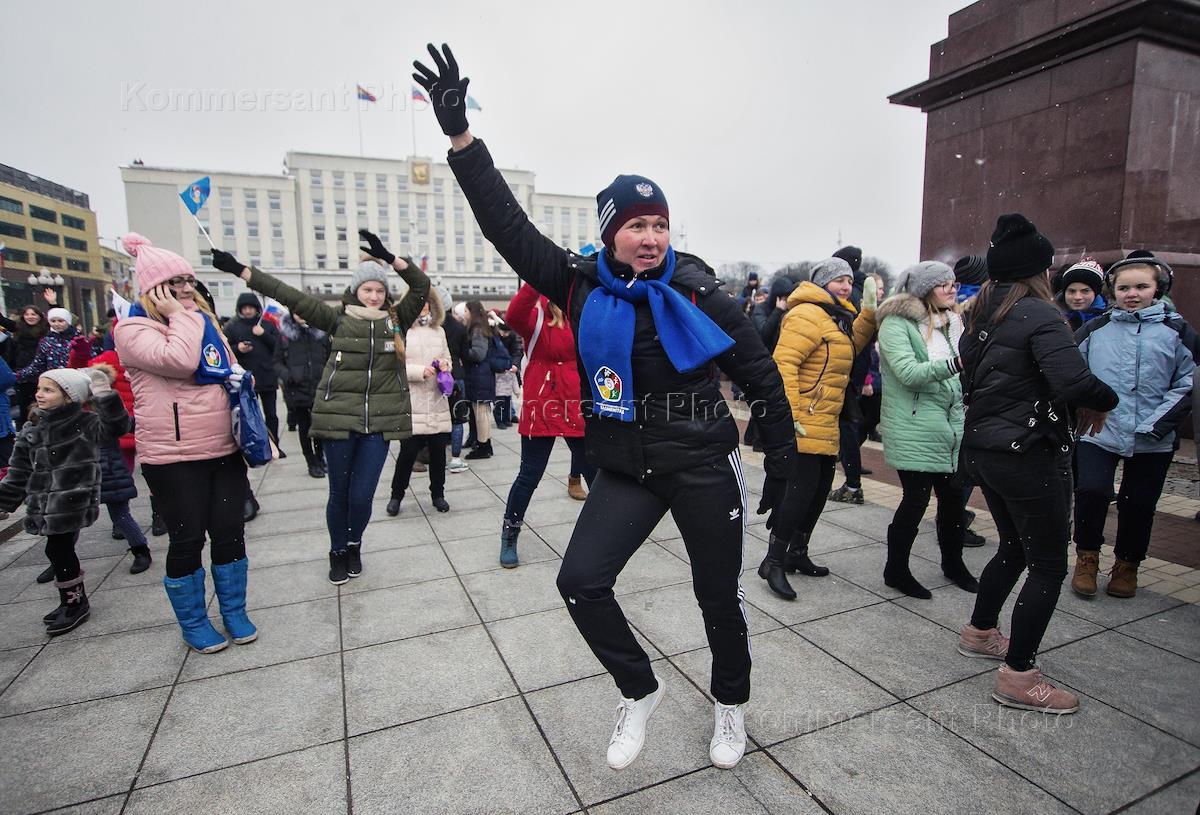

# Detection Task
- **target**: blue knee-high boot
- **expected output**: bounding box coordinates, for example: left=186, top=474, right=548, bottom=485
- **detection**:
left=211, top=559, right=258, bottom=644
left=163, top=568, right=228, bottom=654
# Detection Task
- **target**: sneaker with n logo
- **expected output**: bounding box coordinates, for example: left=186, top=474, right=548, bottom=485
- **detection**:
left=992, top=665, right=1079, bottom=714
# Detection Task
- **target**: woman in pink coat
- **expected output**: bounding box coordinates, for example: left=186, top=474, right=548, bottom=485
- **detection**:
left=497, top=283, right=593, bottom=567
left=114, top=234, right=256, bottom=655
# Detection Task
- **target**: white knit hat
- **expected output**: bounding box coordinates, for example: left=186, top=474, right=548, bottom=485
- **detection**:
left=47, top=307, right=73, bottom=323
left=40, top=368, right=92, bottom=404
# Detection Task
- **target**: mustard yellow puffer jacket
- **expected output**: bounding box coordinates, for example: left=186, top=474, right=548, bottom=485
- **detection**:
left=773, top=282, right=877, bottom=455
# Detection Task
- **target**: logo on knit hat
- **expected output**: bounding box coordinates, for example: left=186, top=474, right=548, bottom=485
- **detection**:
left=635, top=182, right=654, bottom=198
left=594, top=366, right=622, bottom=402
left=203, top=343, right=222, bottom=368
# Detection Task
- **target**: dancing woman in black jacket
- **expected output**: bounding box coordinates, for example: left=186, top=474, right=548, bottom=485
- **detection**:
left=415, top=44, right=797, bottom=772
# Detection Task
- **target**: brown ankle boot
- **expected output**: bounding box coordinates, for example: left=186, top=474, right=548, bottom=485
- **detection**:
left=1071, top=550, right=1099, bottom=597
left=567, top=476, right=587, bottom=501
left=1106, top=558, right=1139, bottom=598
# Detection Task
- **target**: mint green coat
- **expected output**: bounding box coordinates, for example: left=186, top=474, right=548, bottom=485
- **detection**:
left=876, top=293, right=964, bottom=474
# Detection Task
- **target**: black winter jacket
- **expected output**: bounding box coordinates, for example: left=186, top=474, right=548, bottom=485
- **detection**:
left=443, top=316, right=468, bottom=380
left=275, top=313, right=332, bottom=411
left=99, top=442, right=137, bottom=504
left=0, top=394, right=131, bottom=534
left=464, top=327, right=497, bottom=402
left=224, top=293, right=280, bottom=390
left=448, top=139, right=796, bottom=480
left=960, top=286, right=1117, bottom=454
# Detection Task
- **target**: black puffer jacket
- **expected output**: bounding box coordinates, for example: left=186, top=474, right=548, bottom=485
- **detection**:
left=224, top=292, right=280, bottom=390
left=960, top=285, right=1117, bottom=453
left=448, top=138, right=796, bottom=480
left=275, top=313, right=332, bottom=411
left=99, top=442, right=137, bottom=504
left=443, top=315, right=468, bottom=380
left=0, top=393, right=131, bottom=534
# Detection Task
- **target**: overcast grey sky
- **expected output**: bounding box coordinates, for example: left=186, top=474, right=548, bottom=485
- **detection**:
left=4, top=0, right=967, bottom=271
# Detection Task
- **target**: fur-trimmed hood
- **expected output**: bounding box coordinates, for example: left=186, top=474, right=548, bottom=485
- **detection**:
left=876, top=292, right=928, bottom=323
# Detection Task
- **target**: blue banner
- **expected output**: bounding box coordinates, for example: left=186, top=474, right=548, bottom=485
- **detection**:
left=180, top=176, right=211, bottom=215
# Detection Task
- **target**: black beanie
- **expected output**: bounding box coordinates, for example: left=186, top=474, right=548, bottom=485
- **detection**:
left=768, top=275, right=797, bottom=302
left=832, top=245, right=862, bottom=274
left=596, top=175, right=669, bottom=248
left=986, top=214, right=1054, bottom=282
left=953, top=255, right=988, bottom=286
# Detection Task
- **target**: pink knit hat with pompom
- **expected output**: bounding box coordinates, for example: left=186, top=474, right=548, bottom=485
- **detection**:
left=122, top=233, right=194, bottom=293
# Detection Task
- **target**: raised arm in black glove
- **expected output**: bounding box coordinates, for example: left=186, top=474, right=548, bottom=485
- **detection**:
left=212, top=249, right=247, bottom=276
left=412, top=43, right=470, bottom=137
left=358, top=229, right=395, bottom=265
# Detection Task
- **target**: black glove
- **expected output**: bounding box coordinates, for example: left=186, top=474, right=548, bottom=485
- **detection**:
left=757, top=475, right=787, bottom=522
left=358, top=229, right=395, bottom=265
left=412, top=43, right=471, bottom=137
left=212, top=249, right=246, bottom=276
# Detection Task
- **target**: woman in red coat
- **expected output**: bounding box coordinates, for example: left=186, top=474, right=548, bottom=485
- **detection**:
left=499, top=283, right=593, bottom=567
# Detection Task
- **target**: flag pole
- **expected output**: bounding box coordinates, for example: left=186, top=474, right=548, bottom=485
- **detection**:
left=410, top=97, right=418, bottom=159
left=357, top=98, right=364, bottom=157
left=192, top=214, right=216, bottom=250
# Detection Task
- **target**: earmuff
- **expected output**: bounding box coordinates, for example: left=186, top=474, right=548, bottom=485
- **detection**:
left=1104, top=256, right=1174, bottom=299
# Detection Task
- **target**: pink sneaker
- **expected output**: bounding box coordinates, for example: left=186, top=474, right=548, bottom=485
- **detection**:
left=957, top=624, right=1009, bottom=660
left=993, top=666, right=1079, bottom=714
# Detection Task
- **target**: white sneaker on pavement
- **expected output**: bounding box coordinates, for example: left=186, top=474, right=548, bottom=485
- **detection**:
left=606, top=675, right=664, bottom=770
left=448, top=457, right=469, bottom=474
left=709, top=701, right=746, bottom=769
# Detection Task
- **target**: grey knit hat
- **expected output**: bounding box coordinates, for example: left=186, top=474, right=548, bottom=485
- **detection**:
left=895, top=261, right=955, bottom=299
left=811, top=257, right=854, bottom=290
left=40, top=368, right=92, bottom=404
left=349, top=260, right=389, bottom=295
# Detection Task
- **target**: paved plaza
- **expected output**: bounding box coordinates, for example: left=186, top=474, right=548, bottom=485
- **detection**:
left=0, top=429, right=1197, bottom=815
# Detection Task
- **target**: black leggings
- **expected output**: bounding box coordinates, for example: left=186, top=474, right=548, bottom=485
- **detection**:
left=293, top=405, right=323, bottom=465
left=259, top=388, right=279, bottom=446
left=892, top=470, right=964, bottom=556
left=46, top=531, right=81, bottom=582
left=966, top=444, right=1071, bottom=671
left=142, top=452, right=248, bottom=578
left=556, top=453, right=750, bottom=704
left=391, top=433, right=449, bottom=499
left=767, top=453, right=837, bottom=539
left=1073, top=443, right=1172, bottom=563
left=838, top=418, right=862, bottom=489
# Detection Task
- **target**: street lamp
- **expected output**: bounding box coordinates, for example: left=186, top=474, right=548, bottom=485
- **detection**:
left=27, top=268, right=65, bottom=288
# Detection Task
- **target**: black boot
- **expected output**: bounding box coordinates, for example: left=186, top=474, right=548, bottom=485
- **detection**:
left=307, top=459, right=326, bottom=479
left=151, top=512, right=167, bottom=537
left=346, top=544, right=362, bottom=578
left=46, top=577, right=90, bottom=636
left=883, top=525, right=931, bottom=599
left=328, top=550, right=349, bottom=585
left=757, top=533, right=797, bottom=600
left=785, top=532, right=829, bottom=577
left=465, top=440, right=493, bottom=460
left=243, top=494, right=260, bottom=523
left=36, top=565, right=55, bottom=584
left=940, top=543, right=978, bottom=593
left=386, top=497, right=402, bottom=516
left=499, top=520, right=520, bottom=568
left=129, top=545, right=152, bottom=575
left=112, top=527, right=125, bottom=540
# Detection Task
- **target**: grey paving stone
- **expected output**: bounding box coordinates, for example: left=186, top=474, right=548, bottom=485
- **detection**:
left=0, top=561, right=60, bottom=603
left=622, top=582, right=780, bottom=657
left=770, top=702, right=1075, bottom=815
left=124, top=742, right=348, bottom=815
left=822, top=502, right=931, bottom=539
left=247, top=483, right=334, bottom=513
left=243, top=559, right=338, bottom=611
left=178, top=597, right=341, bottom=682
left=42, top=796, right=125, bottom=814
left=339, top=542, right=454, bottom=595
left=53, top=581, right=180, bottom=642
left=441, top=529, right=560, bottom=576
left=1052, top=579, right=1185, bottom=629
left=339, top=577, right=479, bottom=650
left=892, top=582, right=1106, bottom=652
left=0, top=688, right=167, bottom=815
left=1120, top=770, right=1200, bottom=815
left=648, top=514, right=681, bottom=542
left=525, top=661, right=713, bottom=806
left=91, top=550, right=167, bottom=591
left=816, top=543, right=951, bottom=600
left=415, top=485, right=505, bottom=513
left=910, top=672, right=1200, bottom=814
left=743, top=573, right=886, bottom=626
left=910, top=528, right=998, bottom=575
left=654, top=537, right=690, bottom=563
left=427, top=507, right=506, bottom=540
left=590, top=752, right=824, bottom=813
left=12, top=556, right=123, bottom=604
left=0, top=645, right=38, bottom=691
left=613, top=543, right=693, bottom=596
left=244, top=506, right=339, bottom=537
left=349, top=696, right=577, bottom=815
left=1116, top=602, right=1200, bottom=662
left=364, top=514, right=441, bottom=548
left=486, top=606, right=661, bottom=693
left=805, top=518, right=881, bottom=555
left=795, top=603, right=989, bottom=699
left=521, top=496, right=586, bottom=527
left=673, top=628, right=897, bottom=745
left=0, top=536, right=38, bottom=570
left=1043, top=631, right=1200, bottom=745
left=0, top=597, right=61, bottom=649
left=0, top=626, right=185, bottom=715
left=240, top=531, right=330, bottom=570
left=460, top=559, right=565, bottom=622
left=532, top=520, right=579, bottom=555
left=139, top=654, right=344, bottom=786
left=344, top=624, right=515, bottom=735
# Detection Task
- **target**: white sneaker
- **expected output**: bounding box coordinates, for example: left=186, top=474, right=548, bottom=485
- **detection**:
left=448, top=457, right=469, bottom=474
left=709, top=701, right=746, bottom=769
left=606, top=675, right=664, bottom=770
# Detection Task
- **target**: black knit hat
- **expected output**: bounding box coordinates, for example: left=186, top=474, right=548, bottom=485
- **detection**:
left=768, top=275, right=797, bottom=302
left=953, top=255, right=988, bottom=286
left=986, top=214, right=1054, bottom=281
left=832, top=245, right=862, bottom=274
left=596, top=175, right=669, bottom=248
left=1060, top=260, right=1104, bottom=296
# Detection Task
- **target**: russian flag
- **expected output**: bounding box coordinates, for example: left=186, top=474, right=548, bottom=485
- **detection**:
left=411, top=86, right=429, bottom=104
left=356, top=84, right=377, bottom=102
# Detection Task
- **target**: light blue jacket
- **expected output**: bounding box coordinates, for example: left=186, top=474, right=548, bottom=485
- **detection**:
left=1075, top=302, right=1196, bottom=456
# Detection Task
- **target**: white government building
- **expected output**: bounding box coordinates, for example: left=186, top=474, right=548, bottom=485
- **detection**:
left=121, top=151, right=601, bottom=314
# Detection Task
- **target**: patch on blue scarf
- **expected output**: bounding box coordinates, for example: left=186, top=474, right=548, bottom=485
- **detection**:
left=128, top=301, right=232, bottom=384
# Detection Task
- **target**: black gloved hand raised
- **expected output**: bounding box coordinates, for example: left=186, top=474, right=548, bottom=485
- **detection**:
left=212, top=249, right=246, bottom=276
left=412, top=43, right=470, bottom=137
left=358, top=229, right=395, bottom=265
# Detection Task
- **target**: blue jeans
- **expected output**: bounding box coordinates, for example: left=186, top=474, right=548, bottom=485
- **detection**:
left=323, top=433, right=389, bottom=552
left=107, top=500, right=148, bottom=550
left=504, top=435, right=593, bottom=524
left=451, top=379, right=466, bottom=457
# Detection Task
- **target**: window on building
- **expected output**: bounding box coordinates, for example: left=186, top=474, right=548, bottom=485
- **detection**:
left=244, top=190, right=257, bottom=208
left=35, top=253, right=61, bottom=268
left=338, top=256, right=348, bottom=269
left=61, top=214, right=85, bottom=230
left=354, top=173, right=366, bottom=189
left=219, top=189, right=233, bottom=208
left=32, top=229, right=58, bottom=245
left=434, top=178, right=444, bottom=194
left=396, top=175, right=408, bottom=192
left=335, top=202, right=346, bottom=216
left=454, top=235, right=464, bottom=246
left=452, top=180, right=461, bottom=195
left=0, top=196, right=22, bottom=215
left=314, top=227, right=325, bottom=241
left=357, top=204, right=367, bottom=218
left=67, top=258, right=89, bottom=272
left=2, top=246, right=30, bottom=263
left=543, top=206, right=553, bottom=225
left=29, top=205, right=56, bottom=222
left=578, top=209, right=589, bottom=232
left=249, top=254, right=260, bottom=268
left=560, top=209, right=570, bottom=227
left=474, top=234, right=483, bottom=248
left=310, top=170, right=323, bottom=185
left=272, top=225, right=283, bottom=239
left=248, top=223, right=259, bottom=238
left=322, top=282, right=335, bottom=294
left=376, top=174, right=387, bottom=191
left=398, top=203, right=409, bottom=220
left=268, top=191, right=281, bottom=210
left=474, top=259, right=483, bottom=272
left=332, top=171, right=344, bottom=187
left=379, top=229, right=389, bottom=243
left=313, top=200, right=324, bottom=215
left=272, top=252, right=284, bottom=267
left=64, top=237, right=87, bottom=251
left=316, top=252, right=326, bottom=266
left=0, top=222, right=26, bottom=239
left=223, top=222, right=235, bottom=238
left=336, top=228, right=347, bottom=242
left=378, top=205, right=388, bottom=218
left=493, top=257, right=502, bottom=273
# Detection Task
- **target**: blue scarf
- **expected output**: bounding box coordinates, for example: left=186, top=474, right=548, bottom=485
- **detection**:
left=577, top=247, right=734, bottom=422
left=129, top=302, right=232, bottom=385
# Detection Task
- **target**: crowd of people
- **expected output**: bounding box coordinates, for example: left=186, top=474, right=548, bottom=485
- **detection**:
left=0, top=40, right=1193, bottom=780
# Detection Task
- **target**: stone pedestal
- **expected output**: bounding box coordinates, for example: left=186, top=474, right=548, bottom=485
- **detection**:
left=891, top=0, right=1200, bottom=324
